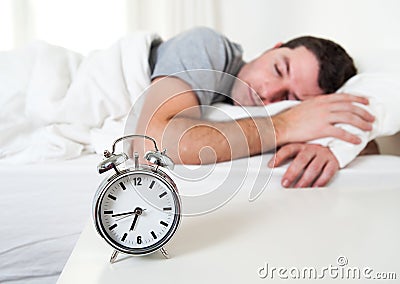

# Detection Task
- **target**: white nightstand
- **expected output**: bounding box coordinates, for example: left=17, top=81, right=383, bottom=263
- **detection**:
left=58, top=183, right=400, bottom=283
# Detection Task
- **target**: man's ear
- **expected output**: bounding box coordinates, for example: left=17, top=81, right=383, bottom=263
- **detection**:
left=273, top=42, right=283, bottom=48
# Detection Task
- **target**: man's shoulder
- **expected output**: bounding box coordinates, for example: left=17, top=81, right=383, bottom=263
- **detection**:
left=183, top=26, right=222, bottom=39
left=168, top=27, right=243, bottom=63
left=171, top=27, right=226, bottom=47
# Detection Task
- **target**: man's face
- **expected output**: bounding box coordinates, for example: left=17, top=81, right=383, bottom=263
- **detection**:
left=231, top=46, right=324, bottom=106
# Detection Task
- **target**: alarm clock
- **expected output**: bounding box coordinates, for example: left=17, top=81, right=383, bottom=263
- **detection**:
left=93, top=134, right=181, bottom=263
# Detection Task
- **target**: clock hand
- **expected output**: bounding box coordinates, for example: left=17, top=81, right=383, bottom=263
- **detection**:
left=112, top=208, right=146, bottom=218
left=115, top=213, right=136, bottom=222
left=129, top=214, right=139, bottom=231
left=129, top=207, right=144, bottom=231
left=112, top=211, right=136, bottom=218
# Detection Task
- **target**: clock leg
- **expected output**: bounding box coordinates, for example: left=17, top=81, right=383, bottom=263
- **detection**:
left=110, top=250, right=119, bottom=263
left=160, top=247, right=169, bottom=259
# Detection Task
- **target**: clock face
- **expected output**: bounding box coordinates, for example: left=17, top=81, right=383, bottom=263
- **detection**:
left=95, top=170, right=181, bottom=255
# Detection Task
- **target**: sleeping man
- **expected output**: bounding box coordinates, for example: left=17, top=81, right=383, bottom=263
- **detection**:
left=135, top=27, right=377, bottom=188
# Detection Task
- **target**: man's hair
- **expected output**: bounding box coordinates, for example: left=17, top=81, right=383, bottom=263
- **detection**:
left=281, top=36, right=357, bottom=94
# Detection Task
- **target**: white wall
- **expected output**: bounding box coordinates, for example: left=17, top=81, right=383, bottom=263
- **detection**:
left=0, top=0, right=219, bottom=55
left=2, top=0, right=399, bottom=59
left=0, top=0, right=128, bottom=54
left=217, top=0, right=400, bottom=62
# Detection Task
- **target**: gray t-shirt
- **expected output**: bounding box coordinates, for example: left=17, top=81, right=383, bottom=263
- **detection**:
left=149, top=27, right=245, bottom=105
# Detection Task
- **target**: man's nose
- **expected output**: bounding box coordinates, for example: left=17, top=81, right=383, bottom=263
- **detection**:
left=261, top=81, right=288, bottom=103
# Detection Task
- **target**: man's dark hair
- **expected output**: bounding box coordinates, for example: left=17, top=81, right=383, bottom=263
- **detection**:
left=281, top=36, right=357, bottom=94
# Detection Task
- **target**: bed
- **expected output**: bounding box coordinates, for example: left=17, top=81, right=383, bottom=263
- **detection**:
left=0, top=155, right=102, bottom=283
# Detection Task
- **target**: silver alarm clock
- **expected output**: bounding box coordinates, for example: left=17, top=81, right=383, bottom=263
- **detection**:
left=93, top=134, right=181, bottom=263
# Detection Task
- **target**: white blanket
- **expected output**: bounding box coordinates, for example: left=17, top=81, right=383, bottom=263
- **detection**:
left=0, top=32, right=160, bottom=163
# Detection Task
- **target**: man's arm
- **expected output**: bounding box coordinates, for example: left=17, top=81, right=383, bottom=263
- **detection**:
left=136, top=77, right=274, bottom=164
left=136, top=77, right=374, bottom=165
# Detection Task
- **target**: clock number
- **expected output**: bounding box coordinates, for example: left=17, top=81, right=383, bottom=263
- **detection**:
left=133, top=177, right=142, bottom=186
left=137, top=236, right=142, bottom=244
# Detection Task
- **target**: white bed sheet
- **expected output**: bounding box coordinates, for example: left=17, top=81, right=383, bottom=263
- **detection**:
left=0, top=154, right=102, bottom=284
left=1, top=153, right=400, bottom=283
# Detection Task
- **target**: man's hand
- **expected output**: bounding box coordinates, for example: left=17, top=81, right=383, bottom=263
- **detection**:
left=268, top=143, right=340, bottom=188
left=272, top=94, right=375, bottom=146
